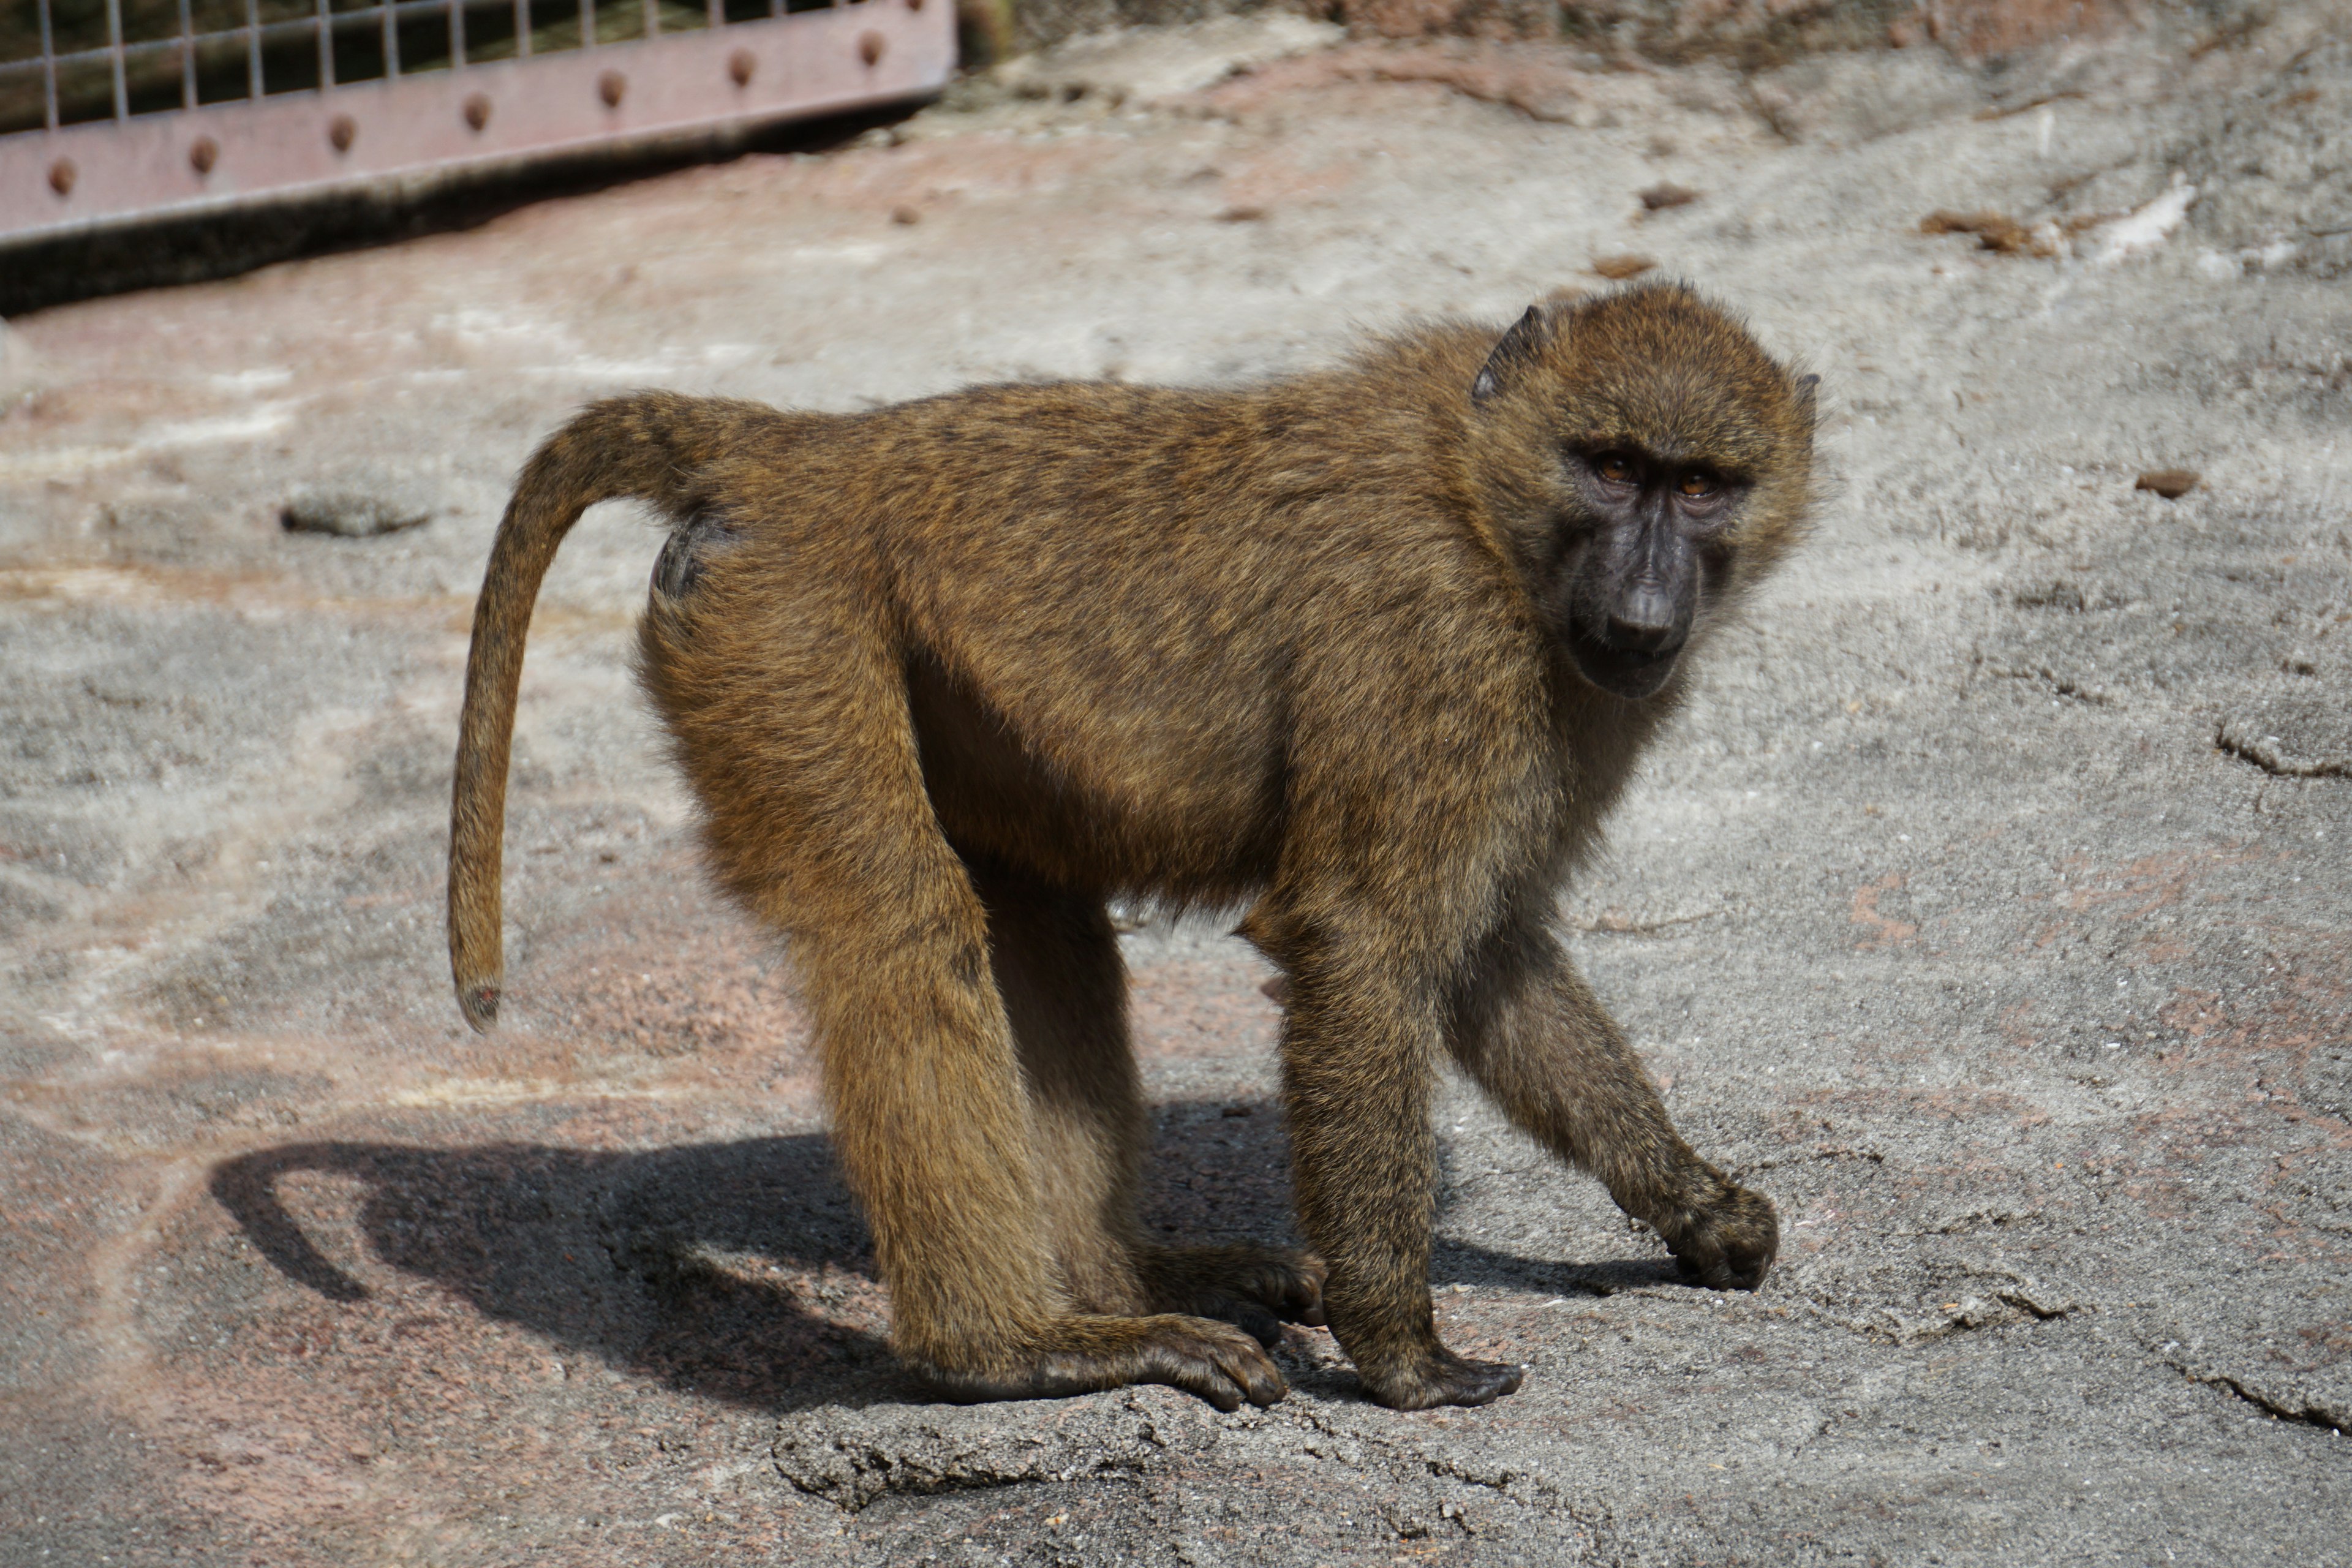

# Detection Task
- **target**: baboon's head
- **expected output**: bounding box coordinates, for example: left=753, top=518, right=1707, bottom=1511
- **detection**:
left=1466, top=283, right=1817, bottom=702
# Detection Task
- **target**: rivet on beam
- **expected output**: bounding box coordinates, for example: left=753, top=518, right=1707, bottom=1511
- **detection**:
left=328, top=114, right=358, bottom=153
left=48, top=159, right=77, bottom=197
left=599, top=70, right=627, bottom=108
left=859, top=31, right=885, bottom=66
left=464, top=94, right=493, bottom=132
left=190, top=137, right=219, bottom=175
left=729, top=49, right=756, bottom=86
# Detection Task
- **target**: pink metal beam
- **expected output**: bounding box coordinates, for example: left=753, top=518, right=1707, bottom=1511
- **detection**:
left=1, top=0, right=952, bottom=244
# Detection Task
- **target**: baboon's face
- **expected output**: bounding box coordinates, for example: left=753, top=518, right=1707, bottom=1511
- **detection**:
left=1466, top=286, right=1811, bottom=703
left=1551, top=445, right=1735, bottom=701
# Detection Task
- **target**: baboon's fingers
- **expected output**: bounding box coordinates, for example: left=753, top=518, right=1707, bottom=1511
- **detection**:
left=916, top=1316, right=1287, bottom=1410
left=1281, top=1253, right=1329, bottom=1326
left=1361, top=1351, right=1524, bottom=1411
left=1140, top=1242, right=1327, bottom=1328
left=1662, top=1180, right=1779, bottom=1291
left=1200, top=1295, right=1284, bottom=1349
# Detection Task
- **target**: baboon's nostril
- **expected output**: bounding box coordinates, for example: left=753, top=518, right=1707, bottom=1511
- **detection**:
left=1608, top=584, right=1678, bottom=650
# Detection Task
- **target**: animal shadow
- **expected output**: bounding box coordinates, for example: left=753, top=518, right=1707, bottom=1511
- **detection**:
left=211, top=1130, right=897, bottom=1415
left=211, top=1098, right=1677, bottom=1412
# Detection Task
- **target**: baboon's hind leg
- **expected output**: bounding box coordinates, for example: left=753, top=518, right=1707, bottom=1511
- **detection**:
left=976, top=865, right=1325, bottom=1348
left=974, top=865, right=1150, bottom=1317
left=656, top=617, right=1286, bottom=1411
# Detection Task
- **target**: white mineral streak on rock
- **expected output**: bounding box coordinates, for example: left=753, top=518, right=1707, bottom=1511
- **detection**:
left=2090, top=175, right=2198, bottom=267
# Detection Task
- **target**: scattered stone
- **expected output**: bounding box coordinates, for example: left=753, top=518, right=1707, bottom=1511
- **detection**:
left=279, top=488, right=433, bottom=537
left=1218, top=205, right=1268, bottom=222
left=2135, top=469, right=2200, bottom=499
left=1591, top=254, right=1656, bottom=279
left=890, top=205, right=922, bottom=225
left=1638, top=181, right=1700, bottom=211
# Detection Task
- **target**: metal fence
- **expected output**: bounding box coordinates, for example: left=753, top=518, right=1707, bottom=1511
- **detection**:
left=1, top=0, right=954, bottom=243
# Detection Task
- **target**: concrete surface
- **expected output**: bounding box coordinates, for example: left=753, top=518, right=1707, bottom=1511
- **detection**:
left=2, top=7, right=2348, bottom=1563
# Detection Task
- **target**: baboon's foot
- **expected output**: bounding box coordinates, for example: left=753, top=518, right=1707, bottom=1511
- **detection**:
left=1657, top=1172, right=1779, bottom=1291
left=1138, top=1242, right=1327, bottom=1348
left=910, top=1314, right=1287, bottom=1412
left=1357, top=1347, right=1524, bottom=1411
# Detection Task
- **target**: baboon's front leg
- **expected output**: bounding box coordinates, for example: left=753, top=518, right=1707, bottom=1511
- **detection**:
left=1268, top=923, right=1524, bottom=1410
left=1446, top=915, right=1777, bottom=1289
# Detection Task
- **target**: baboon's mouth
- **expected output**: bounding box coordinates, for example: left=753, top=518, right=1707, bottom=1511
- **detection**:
left=1569, top=636, right=1683, bottom=701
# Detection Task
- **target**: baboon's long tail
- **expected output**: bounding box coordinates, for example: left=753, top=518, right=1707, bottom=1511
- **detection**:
left=448, top=391, right=774, bottom=1031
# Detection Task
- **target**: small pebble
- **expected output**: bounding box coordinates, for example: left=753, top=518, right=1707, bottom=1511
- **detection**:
left=2135, top=469, right=2199, bottom=499
left=1591, top=254, right=1656, bottom=281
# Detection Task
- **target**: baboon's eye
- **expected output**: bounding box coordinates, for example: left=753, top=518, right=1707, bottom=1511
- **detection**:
left=1594, top=453, right=1636, bottom=484
left=1678, top=473, right=1717, bottom=499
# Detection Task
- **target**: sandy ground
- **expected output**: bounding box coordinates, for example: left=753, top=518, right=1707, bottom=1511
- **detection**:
left=2, top=7, right=2348, bottom=1563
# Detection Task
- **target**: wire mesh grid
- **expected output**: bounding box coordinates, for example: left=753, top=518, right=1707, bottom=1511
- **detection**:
left=3, top=0, right=952, bottom=241
left=3, top=1, right=869, bottom=134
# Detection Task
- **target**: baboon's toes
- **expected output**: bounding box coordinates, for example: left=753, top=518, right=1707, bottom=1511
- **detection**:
left=1123, top=1316, right=1289, bottom=1411
left=1361, top=1350, right=1524, bottom=1411
left=1667, top=1182, right=1780, bottom=1291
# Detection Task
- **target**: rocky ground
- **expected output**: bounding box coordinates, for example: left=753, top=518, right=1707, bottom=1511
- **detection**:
left=2, top=5, right=2349, bottom=1563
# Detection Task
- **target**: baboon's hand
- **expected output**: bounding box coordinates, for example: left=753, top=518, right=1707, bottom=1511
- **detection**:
left=1140, top=1243, right=1328, bottom=1348
left=916, top=1314, right=1287, bottom=1412
left=1358, top=1348, right=1524, bottom=1411
left=1663, top=1178, right=1779, bottom=1291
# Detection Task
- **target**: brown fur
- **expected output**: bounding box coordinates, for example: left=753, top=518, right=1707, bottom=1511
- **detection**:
left=447, top=282, right=1817, bottom=1410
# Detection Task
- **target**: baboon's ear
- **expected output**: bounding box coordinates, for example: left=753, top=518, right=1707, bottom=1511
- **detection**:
left=1471, top=304, right=1555, bottom=405
left=1796, top=373, right=1820, bottom=421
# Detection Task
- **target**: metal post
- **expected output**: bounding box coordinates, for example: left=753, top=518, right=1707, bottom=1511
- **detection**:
left=385, top=0, right=401, bottom=77
left=644, top=0, right=657, bottom=39
left=453, top=0, right=468, bottom=67
left=39, top=0, right=59, bottom=130
left=246, top=0, right=264, bottom=99
left=580, top=0, right=594, bottom=49
left=105, top=0, right=127, bottom=121
left=516, top=0, right=530, bottom=58
left=708, top=0, right=720, bottom=30
left=178, top=0, right=197, bottom=110
left=318, top=0, right=335, bottom=88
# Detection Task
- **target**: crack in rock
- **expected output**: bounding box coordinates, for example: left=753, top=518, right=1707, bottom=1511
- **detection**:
left=1806, top=1273, right=2079, bottom=1344
left=2167, top=1359, right=2349, bottom=1434
left=1423, top=1454, right=1521, bottom=1494
left=773, top=1404, right=1202, bottom=1511
left=1982, top=661, right=2115, bottom=704
left=2215, top=720, right=2351, bottom=778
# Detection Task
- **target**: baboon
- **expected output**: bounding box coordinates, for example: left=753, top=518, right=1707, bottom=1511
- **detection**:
left=448, top=282, right=1818, bottom=1411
